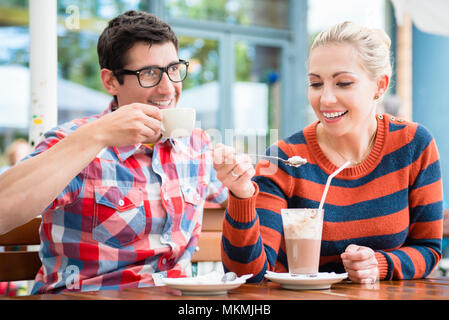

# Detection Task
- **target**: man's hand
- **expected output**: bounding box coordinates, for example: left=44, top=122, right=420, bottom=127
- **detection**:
left=0, top=103, right=163, bottom=234
left=341, top=244, right=379, bottom=284
left=92, top=103, right=162, bottom=147
left=213, top=143, right=256, bottom=199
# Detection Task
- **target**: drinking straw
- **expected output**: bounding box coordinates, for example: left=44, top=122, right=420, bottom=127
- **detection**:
left=318, top=161, right=352, bottom=210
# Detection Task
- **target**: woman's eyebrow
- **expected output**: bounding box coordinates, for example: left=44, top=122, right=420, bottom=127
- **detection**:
left=308, top=71, right=355, bottom=78
left=332, top=71, right=354, bottom=77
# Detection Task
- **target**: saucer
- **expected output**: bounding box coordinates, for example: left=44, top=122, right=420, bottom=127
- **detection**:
left=264, top=271, right=348, bottom=290
left=162, top=273, right=252, bottom=296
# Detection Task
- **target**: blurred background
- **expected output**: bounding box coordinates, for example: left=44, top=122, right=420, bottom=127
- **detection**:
left=2, top=0, right=448, bottom=198
left=1, top=0, right=448, bottom=208
left=1, top=0, right=449, bottom=295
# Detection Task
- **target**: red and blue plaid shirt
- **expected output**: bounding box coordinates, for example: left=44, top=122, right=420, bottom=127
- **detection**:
left=29, top=103, right=227, bottom=294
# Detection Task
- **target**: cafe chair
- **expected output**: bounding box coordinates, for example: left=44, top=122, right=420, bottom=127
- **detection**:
left=0, top=207, right=224, bottom=293
left=0, top=217, right=42, bottom=294
left=191, top=207, right=224, bottom=263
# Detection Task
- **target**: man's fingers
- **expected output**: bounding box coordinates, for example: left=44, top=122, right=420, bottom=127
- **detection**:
left=143, top=116, right=162, bottom=134
left=137, top=103, right=162, bottom=120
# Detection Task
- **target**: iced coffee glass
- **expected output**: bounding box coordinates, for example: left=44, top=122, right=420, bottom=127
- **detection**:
left=281, top=208, right=324, bottom=275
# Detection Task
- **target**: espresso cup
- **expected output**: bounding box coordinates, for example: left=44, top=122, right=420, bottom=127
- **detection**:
left=281, top=208, right=324, bottom=275
left=160, top=108, right=196, bottom=138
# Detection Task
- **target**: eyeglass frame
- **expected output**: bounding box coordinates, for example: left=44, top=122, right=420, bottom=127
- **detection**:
left=114, top=59, right=189, bottom=88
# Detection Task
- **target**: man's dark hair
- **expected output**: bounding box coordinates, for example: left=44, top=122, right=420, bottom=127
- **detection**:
left=97, top=10, right=178, bottom=84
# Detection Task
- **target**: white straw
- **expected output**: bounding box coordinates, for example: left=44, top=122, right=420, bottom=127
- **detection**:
left=318, top=161, right=352, bottom=210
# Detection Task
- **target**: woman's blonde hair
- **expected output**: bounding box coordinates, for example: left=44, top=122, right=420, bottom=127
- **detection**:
left=311, top=21, right=392, bottom=81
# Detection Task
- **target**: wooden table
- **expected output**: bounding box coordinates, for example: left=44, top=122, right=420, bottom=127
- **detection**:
left=3, top=278, right=449, bottom=318
left=4, top=277, right=449, bottom=300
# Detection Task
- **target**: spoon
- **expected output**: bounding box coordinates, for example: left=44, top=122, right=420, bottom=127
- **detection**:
left=291, top=273, right=318, bottom=278
left=221, top=272, right=238, bottom=283
left=210, top=145, right=307, bottom=168
left=247, top=154, right=307, bottom=167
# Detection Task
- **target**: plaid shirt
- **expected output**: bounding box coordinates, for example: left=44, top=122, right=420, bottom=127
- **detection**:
left=30, top=104, right=227, bottom=294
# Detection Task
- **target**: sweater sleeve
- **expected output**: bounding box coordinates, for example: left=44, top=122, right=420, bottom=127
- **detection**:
left=221, top=156, right=291, bottom=282
left=376, top=129, right=443, bottom=280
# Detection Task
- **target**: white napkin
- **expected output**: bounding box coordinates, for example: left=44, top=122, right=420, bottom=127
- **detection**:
left=163, top=271, right=253, bottom=285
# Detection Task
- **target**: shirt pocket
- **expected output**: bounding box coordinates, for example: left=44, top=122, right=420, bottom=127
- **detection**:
left=181, top=182, right=208, bottom=206
left=92, top=186, right=145, bottom=248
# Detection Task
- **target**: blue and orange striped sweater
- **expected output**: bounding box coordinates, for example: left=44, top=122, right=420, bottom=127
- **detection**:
left=222, top=114, right=443, bottom=282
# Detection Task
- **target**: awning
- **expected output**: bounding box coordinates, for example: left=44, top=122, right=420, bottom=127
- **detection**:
left=391, top=0, right=449, bottom=37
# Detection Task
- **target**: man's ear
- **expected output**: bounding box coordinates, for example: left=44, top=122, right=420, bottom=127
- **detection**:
left=100, top=68, right=120, bottom=96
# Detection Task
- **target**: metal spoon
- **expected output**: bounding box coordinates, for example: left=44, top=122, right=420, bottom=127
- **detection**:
left=221, top=272, right=238, bottom=283
left=247, top=154, right=307, bottom=167
left=291, top=273, right=318, bottom=278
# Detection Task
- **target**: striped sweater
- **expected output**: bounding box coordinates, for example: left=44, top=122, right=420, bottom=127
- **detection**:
left=222, top=114, right=443, bottom=282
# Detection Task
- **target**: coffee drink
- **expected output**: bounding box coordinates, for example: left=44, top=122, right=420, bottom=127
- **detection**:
left=160, top=107, right=196, bottom=138
left=281, top=208, right=324, bottom=274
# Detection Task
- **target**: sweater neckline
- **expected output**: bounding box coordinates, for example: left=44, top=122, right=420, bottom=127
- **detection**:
left=304, top=114, right=386, bottom=178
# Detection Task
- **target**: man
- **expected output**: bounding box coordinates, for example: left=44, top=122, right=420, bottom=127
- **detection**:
left=0, top=138, right=31, bottom=174
left=0, top=10, right=227, bottom=293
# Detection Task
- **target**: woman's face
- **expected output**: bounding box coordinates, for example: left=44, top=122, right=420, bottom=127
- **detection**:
left=308, top=44, right=379, bottom=138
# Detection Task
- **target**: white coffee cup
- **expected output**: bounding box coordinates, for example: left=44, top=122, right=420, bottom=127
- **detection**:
left=160, top=107, right=196, bottom=138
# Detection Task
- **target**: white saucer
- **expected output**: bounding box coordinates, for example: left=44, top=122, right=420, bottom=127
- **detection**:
left=264, top=271, right=348, bottom=290
left=162, top=274, right=252, bottom=296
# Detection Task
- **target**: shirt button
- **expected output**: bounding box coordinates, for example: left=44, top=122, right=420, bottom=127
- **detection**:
left=162, top=258, right=167, bottom=264
left=118, top=199, right=124, bottom=206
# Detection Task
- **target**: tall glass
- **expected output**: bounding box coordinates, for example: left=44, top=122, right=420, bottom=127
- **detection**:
left=281, top=208, right=324, bottom=274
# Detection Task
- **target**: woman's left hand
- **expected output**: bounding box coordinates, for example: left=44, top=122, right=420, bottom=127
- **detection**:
left=340, top=244, right=379, bottom=284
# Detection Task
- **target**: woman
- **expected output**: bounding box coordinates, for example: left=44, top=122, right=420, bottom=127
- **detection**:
left=213, top=21, right=443, bottom=284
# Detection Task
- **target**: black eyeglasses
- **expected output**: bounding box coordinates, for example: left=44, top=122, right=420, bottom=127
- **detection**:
left=115, top=60, right=189, bottom=88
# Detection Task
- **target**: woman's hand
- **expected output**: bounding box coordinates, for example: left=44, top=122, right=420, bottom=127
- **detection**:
left=212, top=143, right=256, bottom=199
left=341, top=244, right=379, bottom=284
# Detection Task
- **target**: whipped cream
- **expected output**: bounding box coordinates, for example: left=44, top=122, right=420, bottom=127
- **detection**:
left=286, top=156, right=307, bottom=167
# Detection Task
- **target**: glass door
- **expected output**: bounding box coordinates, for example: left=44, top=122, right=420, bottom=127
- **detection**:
left=176, top=35, right=220, bottom=131
left=232, top=39, right=284, bottom=154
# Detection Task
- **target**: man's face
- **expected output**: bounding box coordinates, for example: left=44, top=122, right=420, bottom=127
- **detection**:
left=115, top=41, right=182, bottom=109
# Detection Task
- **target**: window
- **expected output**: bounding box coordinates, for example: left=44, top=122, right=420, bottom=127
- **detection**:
left=165, top=0, right=288, bottom=29
left=177, top=36, right=220, bottom=130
